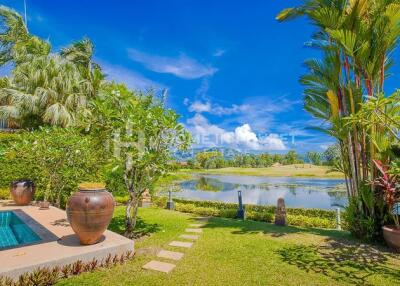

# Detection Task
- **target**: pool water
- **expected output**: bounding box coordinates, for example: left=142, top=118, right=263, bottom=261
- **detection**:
left=0, top=211, right=41, bottom=250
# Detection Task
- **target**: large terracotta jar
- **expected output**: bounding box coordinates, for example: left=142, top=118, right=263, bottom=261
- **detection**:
left=66, top=183, right=115, bottom=245
left=10, top=179, right=35, bottom=205
left=383, top=226, right=400, bottom=251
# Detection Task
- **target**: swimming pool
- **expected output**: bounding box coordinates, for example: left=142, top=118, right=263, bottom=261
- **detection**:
left=0, top=211, right=41, bottom=250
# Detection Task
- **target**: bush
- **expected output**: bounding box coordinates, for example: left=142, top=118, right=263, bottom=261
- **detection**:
left=287, top=214, right=335, bottom=229
left=153, top=196, right=341, bottom=230
left=247, top=210, right=274, bottom=222
left=0, top=128, right=106, bottom=208
left=0, top=132, right=34, bottom=189
left=0, top=188, right=10, bottom=200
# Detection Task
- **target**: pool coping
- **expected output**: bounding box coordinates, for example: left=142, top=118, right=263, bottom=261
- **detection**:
left=0, top=200, right=134, bottom=279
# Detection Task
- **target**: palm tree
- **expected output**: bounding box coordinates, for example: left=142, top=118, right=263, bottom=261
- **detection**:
left=278, top=0, right=400, bottom=194
left=0, top=55, right=89, bottom=128
left=278, top=0, right=400, bottom=239
left=0, top=9, right=103, bottom=128
left=0, top=5, right=50, bottom=66
left=61, top=38, right=105, bottom=99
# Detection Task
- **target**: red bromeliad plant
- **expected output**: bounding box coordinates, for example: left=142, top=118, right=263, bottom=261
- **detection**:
left=373, top=160, right=400, bottom=229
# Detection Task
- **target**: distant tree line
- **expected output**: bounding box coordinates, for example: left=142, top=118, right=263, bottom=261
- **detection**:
left=185, top=145, right=341, bottom=169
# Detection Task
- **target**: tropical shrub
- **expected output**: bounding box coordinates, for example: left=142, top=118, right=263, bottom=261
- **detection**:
left=278, top=0, right=400, bottom=241
left=0, top=188, right=9, bottom=199
left=0, top=250, right=134, bottom=286
left=0, top=6, right=104, bottom=129
left=374, top=160, right=400, bottom=228
left=152, top=196, right=339, bottom=229
left=1, top=128, right=104, bottom=207
left=86, top=83, right=191, bottom=237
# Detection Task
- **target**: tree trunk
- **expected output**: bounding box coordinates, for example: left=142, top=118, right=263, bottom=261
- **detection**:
left=124, top=191, right=139, bottom=238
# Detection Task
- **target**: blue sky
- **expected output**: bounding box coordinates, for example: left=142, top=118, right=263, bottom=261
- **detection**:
left=4, top=1, right=400, bottom=153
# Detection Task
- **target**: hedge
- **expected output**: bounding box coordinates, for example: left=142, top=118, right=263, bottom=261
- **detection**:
left=0, top=188, right=10, bottom=200
left=152, top=196, right=342, bottom=230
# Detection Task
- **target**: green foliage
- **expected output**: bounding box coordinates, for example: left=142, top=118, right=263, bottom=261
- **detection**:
left=344, top=183, right=389, bottom=242
left=0, top=7, right=103, bottom=128
left=87, top=83, right=192, bottom=235
left=306, top=151, right=322, bottom=165
left=188, top=150, right=304, bottom=169
left=0, top=250, right=134, bottom=286
left=323, top=144, right=341, bottom=166
left=283, top=150, right=302, bottom=165
left=278, top=0, right=400, bottom=242
left=1, top=128, right=104, bottom=207
left=195, top=151, right=225, bottom=169
left=0, top=188, right=9, bottom=199
left=152, top=196, right=339, bottom=229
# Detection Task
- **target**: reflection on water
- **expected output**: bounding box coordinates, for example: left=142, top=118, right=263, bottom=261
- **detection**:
left=172, top=174, right=347, bottom=210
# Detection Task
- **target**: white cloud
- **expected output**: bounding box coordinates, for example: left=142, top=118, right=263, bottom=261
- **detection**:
left=186, top=114, right=286, bottom=151
left=234, top=124, right=260, bottom=150
left=99, top=60, right=164, bottom=91
left=196, top=77, right=210, bottom=96
left=127, top=48, right=217, bottom=79
left=189, top=101, right=211, bottom=113
left=213, top=49, right=226, bottom=57
left=187, top=99, right=250, bottom=116
left=259, top=134, right=287, bottom=151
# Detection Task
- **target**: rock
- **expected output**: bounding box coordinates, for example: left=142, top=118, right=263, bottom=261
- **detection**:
left=274, top=197, right=287, bottom=226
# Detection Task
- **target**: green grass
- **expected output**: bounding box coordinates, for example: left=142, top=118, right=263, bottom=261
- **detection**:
left=57, top=207, right=399, bottom=286
left=181, top=164, right=344, bottom=178
left=156, top=172, right=193, bottom=185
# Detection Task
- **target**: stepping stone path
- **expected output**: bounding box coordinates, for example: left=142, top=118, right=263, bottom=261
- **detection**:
left=189, top=223, right=204, bottom=227
left=142, top=217, right=209, bottom=274
left=169, top=241, right=193, bottom=248
left=179, top=234, right=199, bottom=240
left=157, top=250, right=184, bottom=261
left=143, top=260, right=176, bottom=273
left=185, top=228, right=203, bottom=233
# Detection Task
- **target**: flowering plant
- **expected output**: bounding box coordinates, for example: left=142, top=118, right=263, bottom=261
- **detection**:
left=373, top=160, right=400, bottom=228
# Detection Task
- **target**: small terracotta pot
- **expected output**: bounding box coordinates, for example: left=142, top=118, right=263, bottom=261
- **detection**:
left=66, top=185, right=114, bottom=245
left=39, top=201, right=50, bottom=210
left=10, top=179, right=35, bottom=206
left=382, top=225, right=400, bottom=251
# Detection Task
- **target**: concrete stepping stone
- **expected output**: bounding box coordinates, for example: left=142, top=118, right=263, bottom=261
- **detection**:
left=169, top=241, right=193, bottom=248
left=179, top=234, right=199, bottom=240
left=194, top=216, right=210, bottom=222
left=189, top=223, right=204, bottom=227
left=185, top=228, right=202, bottom=233
left=143, top=260, right=175, bottom=273
left=157, top=250, right=184, bottom=261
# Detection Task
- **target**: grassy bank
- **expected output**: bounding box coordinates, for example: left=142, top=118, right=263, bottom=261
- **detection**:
left=57, top=207, right=399, bottom=286
left=153, top=196, right=341, bottom=229
left=181, top=164, right=344, bottom=178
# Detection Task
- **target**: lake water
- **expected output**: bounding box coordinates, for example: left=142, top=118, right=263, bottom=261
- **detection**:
left=170, top=174, right=347, bottom=210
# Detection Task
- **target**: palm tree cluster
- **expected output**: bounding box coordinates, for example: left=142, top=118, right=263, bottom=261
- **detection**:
left=0, top=6, right=103, bottom=128
left=278, top=0, right=400, bottom=240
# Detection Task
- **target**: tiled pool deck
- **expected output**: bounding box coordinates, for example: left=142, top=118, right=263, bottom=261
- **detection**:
left=0, top=200, right=134, bottom=279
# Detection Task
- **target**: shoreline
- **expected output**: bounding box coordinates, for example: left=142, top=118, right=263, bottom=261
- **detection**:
left=179, top=164, right=344, bottom=179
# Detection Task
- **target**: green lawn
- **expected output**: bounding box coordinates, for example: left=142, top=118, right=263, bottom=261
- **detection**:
left=57, top=207, right=399, bottom=286
left=181, top=164, right=344, bottom=178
